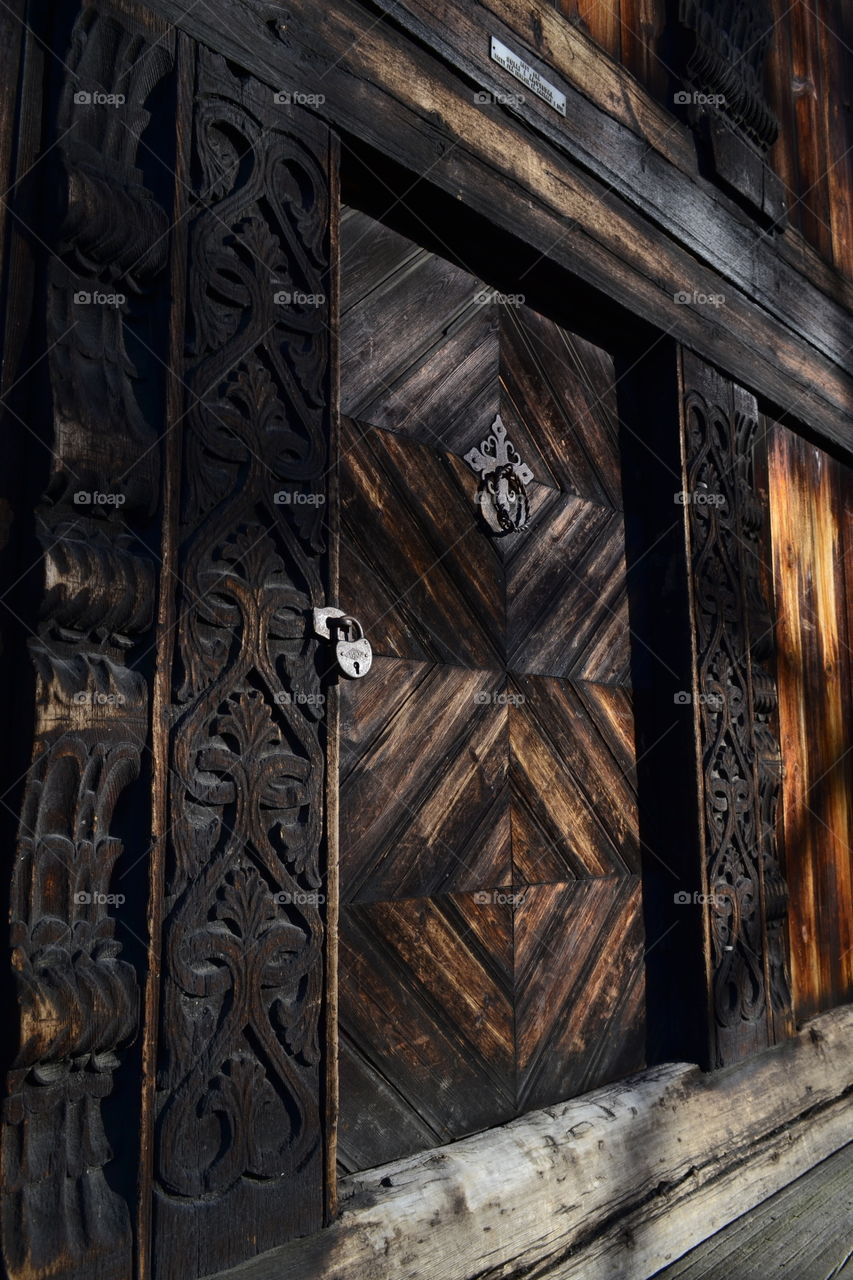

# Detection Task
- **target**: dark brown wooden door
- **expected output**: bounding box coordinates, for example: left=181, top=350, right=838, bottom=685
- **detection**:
left=335, top=208, right=646, bottom=1172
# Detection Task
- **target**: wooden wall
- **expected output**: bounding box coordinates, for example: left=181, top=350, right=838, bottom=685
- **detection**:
left=766, top=423, right=853, bottom=1021
left=553, top=0, right=853, bottom=281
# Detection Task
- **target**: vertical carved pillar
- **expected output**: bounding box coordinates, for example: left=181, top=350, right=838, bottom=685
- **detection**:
left=150, top=49, right=331, bottom=1279
left=0, top=9, right=173, bottom=1279
left=735, top=396, right=794, bottom=1044
left=681, top=351, right=793, bottom=1066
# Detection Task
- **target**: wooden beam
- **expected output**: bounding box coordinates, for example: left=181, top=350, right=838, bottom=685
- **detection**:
left=207, top=1003, right=853, bottom=1280
left=362, top=0, right=852, bottom=362
left=138, top=0, right=853, bottom=455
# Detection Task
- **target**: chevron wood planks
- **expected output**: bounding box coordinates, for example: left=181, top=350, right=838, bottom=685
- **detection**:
left=336, top=209, right=646, bottom=1172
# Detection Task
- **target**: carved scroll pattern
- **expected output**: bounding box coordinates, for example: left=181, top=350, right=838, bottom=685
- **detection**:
left=677, top=0, right=779, bottom=150
left=1, top=9, right=172, bottom=1280
left=154, top=49, right=329, bottom=1245
left=734, top=412, right=793, bottom=1031
left=684, top=375, right=792, bottom=1064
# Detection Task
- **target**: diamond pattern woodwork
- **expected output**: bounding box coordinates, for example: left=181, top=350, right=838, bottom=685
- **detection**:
left=337, top=209, right=646, bottom=1173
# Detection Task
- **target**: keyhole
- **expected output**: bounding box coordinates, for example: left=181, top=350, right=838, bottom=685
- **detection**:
left=352, top=660, right=361, bottom=674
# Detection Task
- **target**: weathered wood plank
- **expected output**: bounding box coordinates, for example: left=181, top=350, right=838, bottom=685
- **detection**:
left=652, top=1141, right=853, bottom=1280
left=816, top=0, right=853, bottom=280
left=207, top=1003, right=853, bottom=1280
left=619, top=0, right=667, bottom=100
left=509, top=678, right=639, bottom=881
left=137, top=0, right=853, bottom=453
left=766, top=424, right=853, bottom=1021
left=339, top=417, right=506, bottom=667
left=789, top=0, right=833, bottom=262
left=576, top=0, right=621, bottom=62
left=339, top=658, right=511, bottom=901
left=338, top=893, right=516, bottom=1171
left=514, top=876, right=645, bottom=1110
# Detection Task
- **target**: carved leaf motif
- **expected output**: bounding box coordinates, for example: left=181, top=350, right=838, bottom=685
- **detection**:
left=684, top=375, right=792, bottom=1061
left=155, top=53, right=328, bottom=1238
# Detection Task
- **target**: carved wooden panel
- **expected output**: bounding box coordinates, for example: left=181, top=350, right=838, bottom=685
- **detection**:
left=0, top=8, right=173, bottom=1279
left=680, top=350, right=793, bottom=1066
left=337, top=210, right=646, bottom=1172
left=149, top=49, right=332, bottom=1280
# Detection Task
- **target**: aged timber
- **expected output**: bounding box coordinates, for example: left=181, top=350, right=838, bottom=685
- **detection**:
left=0, top=7, right=174, bottom=1279
left=204, top=1004, right=853, bottom=1280
left=147, top=47, right=334, bottom=1280
left=137, top=0, right=853, bottom=453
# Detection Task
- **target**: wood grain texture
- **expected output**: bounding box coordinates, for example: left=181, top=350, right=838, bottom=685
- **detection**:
left=337, top=893, right=515, bottom=1171
left=816, top=0, right=853, bottom=279
left=500, top=304, right=622, bottom=507
left=340, top=208, right=500, bottom=452
left=652, top=1141, right=853, bottom=1280
left=340, top=416, right=504, bottom=668
left=619, top=0, right=667, bottom=100
left=339, top=658, right=511, bottom=903
left=337, top=209, right=645, bottom=1173
left=576, top=0, right=621, bottom=63
left=766, top=424, right=853, bottom=1022
left=509, top=676, right=640, bottom=883
left=789, top=0, right=833, bottom=261
left=515, top=877, right=645, bottom=1110
left=505, top=492, right=631, bottom=681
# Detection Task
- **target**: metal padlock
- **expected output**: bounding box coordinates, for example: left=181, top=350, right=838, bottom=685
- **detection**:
left=333, top=616, right=372, bottom=679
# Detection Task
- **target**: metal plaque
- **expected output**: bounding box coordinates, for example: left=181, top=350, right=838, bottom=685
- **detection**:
left=489, top=37, right=567, bottom=117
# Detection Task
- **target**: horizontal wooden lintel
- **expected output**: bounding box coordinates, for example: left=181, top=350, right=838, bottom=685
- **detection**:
left=140, top=0, right=853, bottom=455
left=209, top=1003, right=853, bottom=1280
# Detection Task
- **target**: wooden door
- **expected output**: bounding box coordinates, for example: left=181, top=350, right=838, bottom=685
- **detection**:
left=335, top=208, right=647, bottom=1171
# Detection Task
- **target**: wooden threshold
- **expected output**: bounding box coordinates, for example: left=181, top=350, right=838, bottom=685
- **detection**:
left=205, top=1002, right=853, bottom=1280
